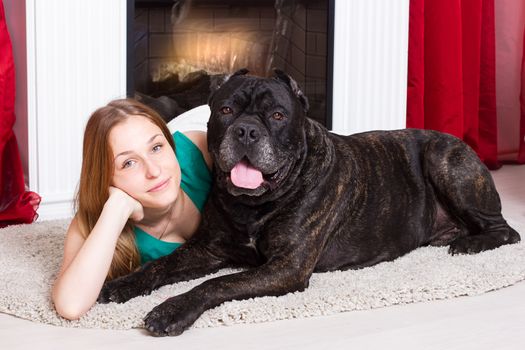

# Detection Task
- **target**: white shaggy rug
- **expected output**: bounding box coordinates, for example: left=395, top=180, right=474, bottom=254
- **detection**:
left=1, top=219, right=524, bottom=330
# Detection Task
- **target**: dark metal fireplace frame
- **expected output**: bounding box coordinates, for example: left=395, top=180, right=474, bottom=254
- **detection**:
left=126, top=0, right=335, bottom=129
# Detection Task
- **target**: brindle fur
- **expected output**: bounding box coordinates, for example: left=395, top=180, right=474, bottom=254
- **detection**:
left=98, top=70, right=520, bottom=336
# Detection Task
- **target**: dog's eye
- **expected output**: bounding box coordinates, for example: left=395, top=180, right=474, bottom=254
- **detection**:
left=272, top=112, right=285, bottom=121
left=220, top=106, right=233, bottom=115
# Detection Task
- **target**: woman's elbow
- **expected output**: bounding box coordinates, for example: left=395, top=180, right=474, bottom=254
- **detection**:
left=55, top=305, right=85, bottom=320
left=52, top=290, right=89, bottom=320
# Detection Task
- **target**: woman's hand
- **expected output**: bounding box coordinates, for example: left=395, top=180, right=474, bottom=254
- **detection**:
left=108, top=186, right=144, bottom=222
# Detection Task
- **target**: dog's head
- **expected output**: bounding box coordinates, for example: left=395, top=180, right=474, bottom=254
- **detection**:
left=207, top=69, right=309, bottom=199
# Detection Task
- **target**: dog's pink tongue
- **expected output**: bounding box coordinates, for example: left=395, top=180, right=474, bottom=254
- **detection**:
left=230, top=160, right=264, bottom=189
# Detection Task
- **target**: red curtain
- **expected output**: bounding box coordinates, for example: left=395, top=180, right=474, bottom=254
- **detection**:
left=0, top=0, right=40, bottom=227
left=407, top=0, right=525, bottom=169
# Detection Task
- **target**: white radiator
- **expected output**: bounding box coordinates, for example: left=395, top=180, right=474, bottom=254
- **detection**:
left=25, top=0, right=127, bottom=220
left=331, top=0, right=409, bottom=135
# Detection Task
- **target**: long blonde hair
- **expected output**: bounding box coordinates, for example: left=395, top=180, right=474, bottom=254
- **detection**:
left=76, top=98, right=175, bottom=280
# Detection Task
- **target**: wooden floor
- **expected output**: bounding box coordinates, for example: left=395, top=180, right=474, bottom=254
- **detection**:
left=1, top=165, right=524, bottom=350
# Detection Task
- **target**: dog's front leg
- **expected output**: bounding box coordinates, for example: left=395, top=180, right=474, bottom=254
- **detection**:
left=143, top=256, right=312, bottom=336
left=97, top=240, right=227, bottom=304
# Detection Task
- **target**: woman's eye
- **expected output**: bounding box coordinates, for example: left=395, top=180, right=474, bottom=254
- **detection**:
left=152, top=144, right=162, bottom=152
left=221, top=106, right=233, bottom=115
left=272, top=112, right=285, bottom=121
left=122, top=160, right=135, bottom=169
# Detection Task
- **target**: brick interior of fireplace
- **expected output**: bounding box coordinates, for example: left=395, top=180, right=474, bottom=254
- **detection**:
left=133, top=0, right=329, bottom=125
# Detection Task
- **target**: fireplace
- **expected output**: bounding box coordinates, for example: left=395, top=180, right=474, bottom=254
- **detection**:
left=127, top=0, right=334, bottom=127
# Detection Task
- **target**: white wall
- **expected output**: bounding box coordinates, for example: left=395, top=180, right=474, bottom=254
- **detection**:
left=9, top=0, right=409, bottom=221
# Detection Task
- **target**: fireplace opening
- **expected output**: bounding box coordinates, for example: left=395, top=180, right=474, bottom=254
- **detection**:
left=128, top=0, right=334, bottom=127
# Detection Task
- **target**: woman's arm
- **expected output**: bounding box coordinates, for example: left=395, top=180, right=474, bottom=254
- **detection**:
left=52, top=189, right=142, bottom=320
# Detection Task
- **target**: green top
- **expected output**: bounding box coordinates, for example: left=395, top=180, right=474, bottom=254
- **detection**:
left=134, top=226, right=183, bottom=265
left=133, top=131, right=212, bottom=265
left=173, top=131, right=211, bottom=213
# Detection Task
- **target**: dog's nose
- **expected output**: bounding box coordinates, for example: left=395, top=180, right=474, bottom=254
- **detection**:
left=235, top=123, right=260, bottom=145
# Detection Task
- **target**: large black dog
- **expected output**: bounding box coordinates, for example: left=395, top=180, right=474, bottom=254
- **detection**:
left=98, top=69, right=520, bottom=336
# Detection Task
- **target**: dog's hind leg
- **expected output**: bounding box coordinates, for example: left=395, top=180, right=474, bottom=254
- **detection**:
left=423, top=134, right=521, bottom=255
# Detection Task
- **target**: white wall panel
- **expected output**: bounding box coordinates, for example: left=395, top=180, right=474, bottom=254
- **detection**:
left=26, top=0, right=127, bottom=220
left=331, top=0, right=409, bottom=135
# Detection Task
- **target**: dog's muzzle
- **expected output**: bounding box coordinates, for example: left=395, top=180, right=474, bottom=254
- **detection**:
left=225, top=118, right=268, bottom=190
left=215, top=118, right=292, bottom=195
left=234, top=121, right=261, bottom=147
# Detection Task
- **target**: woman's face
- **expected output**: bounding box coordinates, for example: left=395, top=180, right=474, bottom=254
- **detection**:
left=109, top=115, right=180, bottom=209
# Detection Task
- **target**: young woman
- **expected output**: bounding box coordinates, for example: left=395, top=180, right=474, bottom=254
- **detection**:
left=52, top=99, right=212, bottom=320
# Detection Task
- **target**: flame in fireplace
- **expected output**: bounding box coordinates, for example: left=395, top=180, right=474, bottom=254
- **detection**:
left=149, top=1, right=277, bottom=83
left=152, top=31, right=270, bottom=83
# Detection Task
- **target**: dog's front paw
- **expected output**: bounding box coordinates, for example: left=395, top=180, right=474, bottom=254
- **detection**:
left=144, top=296, right=200, bottom=336
left=97, top=274, right=150, bottom=304
left=448, top=236, right=488, bottom=255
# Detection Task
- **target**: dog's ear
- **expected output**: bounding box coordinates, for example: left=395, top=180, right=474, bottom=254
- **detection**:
left=209, top=74, right=228, bottom=93
left=209, top=68, right=249, bottom=92
left=208, top=68, right=250, bottom=105
left=273, top=69, right=309, bottom=113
